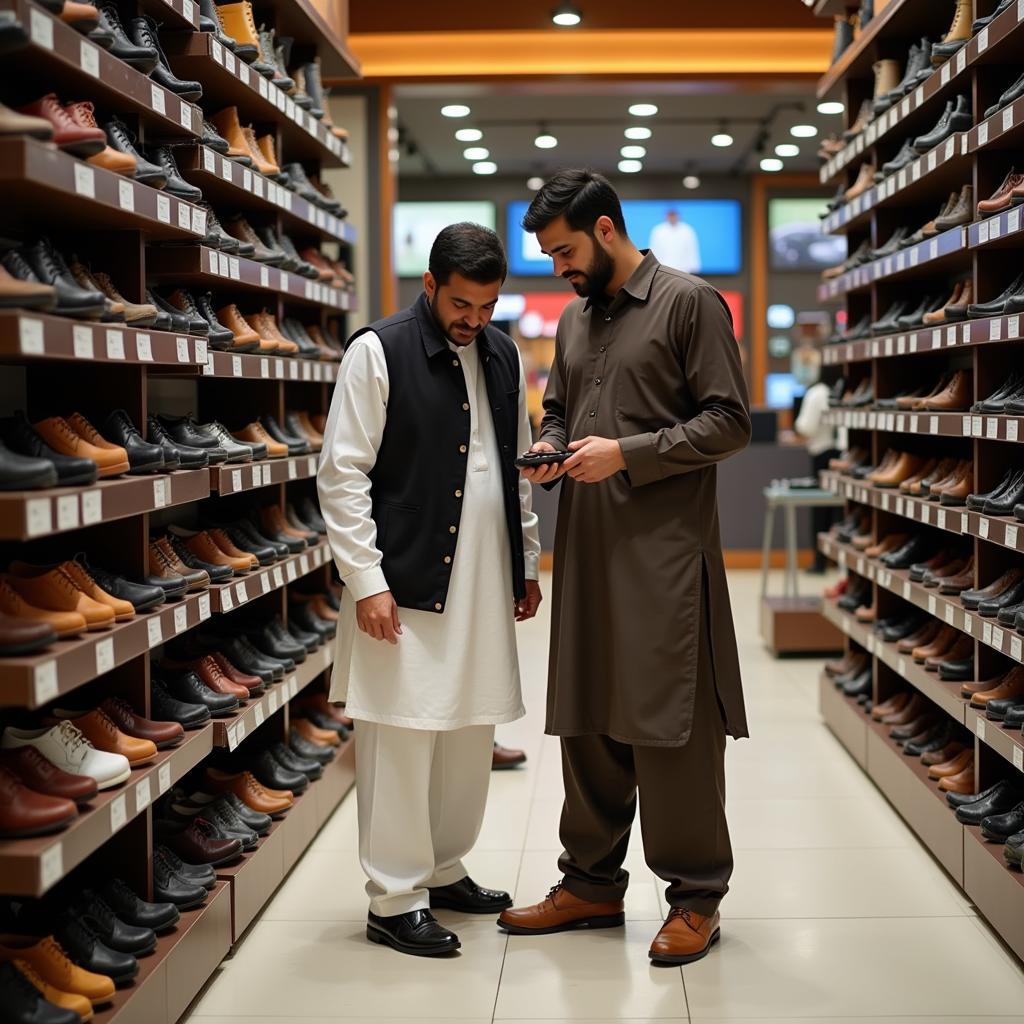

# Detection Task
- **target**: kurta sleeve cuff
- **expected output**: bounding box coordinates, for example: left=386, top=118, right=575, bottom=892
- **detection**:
left=618, top=432, right=661, bottom=487
left=524, top=551, right=540, bottom=581
left=342, top=565, right=390, bottom=602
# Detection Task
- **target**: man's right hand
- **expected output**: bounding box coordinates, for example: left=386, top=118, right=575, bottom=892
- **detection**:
left=356, top=591, right=402, bottom=644
left=519, top=441, right=570, bottom=485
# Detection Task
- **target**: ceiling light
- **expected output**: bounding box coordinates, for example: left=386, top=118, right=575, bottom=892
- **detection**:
left=551, top=3, right=581, bottom=25
left=683, top=175, right=700, bottom=190
left=711, top=132, right=733, bottom=148
left=618, top=159, right=643, bottom=173
left=620, top=145, right=646, bottom=158
left=534, top=133, right=558, bottom=149
left=463, top=147, right=490, bottom=160
left=790, top=124, right=818, bottom=138
left=441, top=104, right=471, bottom=118
left=388, top=148, right=400, bottom=163
left=455, top=128, right=483, bottom=142
left=760, top=157, right=784, bottom=172
left=775, top=143, right=799, bottom=157
left=527, top=176, right=545, bottom=190
left=628, top=103, right=658, bottom=117
left=624, top=126, right=652, bottom=140
left=472, top=161, right=497, bottom=175
left=817, top=101, right=844, bottom=115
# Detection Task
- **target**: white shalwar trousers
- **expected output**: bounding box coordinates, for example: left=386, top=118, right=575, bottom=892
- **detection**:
left=354, top=719, right=495, bottom=917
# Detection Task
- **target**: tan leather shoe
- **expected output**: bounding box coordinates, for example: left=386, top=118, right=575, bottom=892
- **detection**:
left=923, top=281, right=964, bottom=324
left=215, top=2, right=260, bottom=55
left=854, top=601, right=876, bottom=622
left=216, top=303, right=263, bottom=351
left=970, top=668, right=1024, bottom=707
left=0, top=935, right=115, bottom=1005
left=978, top=169, right=1024, bottom=215
left=925, top=633, right=972, bottom=671
left=150, top=537, right=210, bottom=593
left=908, top=456, right=958, bottom=497
left=56, top=709, right=156, bottom=766
left=844, top=162, right=877, bottom=204
left=929, top=747, right=973, bottom=779
left=922, top=740, right=966, bottom=766
left=871, top=691, right=910, bottom=721
left=872, top=58, right=901, bottom=100
left=964, top=665, right=1024, bottom=698
left=306, top=324, right=343, bottom=361
left=912, top=625, right=958, bottom=663
left=865, top=448, right=899, bottom=481
left=897, top=458, right=939, bottom=493
left=209, top=106, right=252, bottom=164
left=8, top=560, right=134, bottom=622
left=66, top=259, right=124, bottom=320
left=897, top=620, right=942, bottom=654
left=922, top=369, right=972, bottom=411
left=870, top=452, right=925, bottom=489
left=291, top=411, right=324, bottom=447
left=262, top=504, right=315, bottom=542
left=207, top=528, right=260, bottom=569
left=498, top=883, right=625, bottom=934
left=235, top=422, right=287, bottom=457
left=4, top=569, right=114, bottom=631
left=883, top=692, right=927, bottom=726
left=255, top=134, right=281, bottom=177
left=292, top=717, right=341, bottom=747
left=34, top=415, right=129, bottom=478
left=864, top=533, right=907, bottom=559
left=0, top=578, right=86, bottom=638
left=242, top=126, right=277, bottom=176
left=649, top=908, right=720, bottom=965
left=91, top=271, right=158, bottom=325
left=87, top=146, right=136, bottom=177
left=925, top=460, right=967, bottom=499
left=60, top=1, right=100, bottom=31
left=935, top=462, right=973, bottom=506
left=204, top=768, right=293, bottom=814
left=937, top=756, right=975, bottom=792
left=249, top=311, right=298, bottom=354
left=12, top=959, right=94, bottom=1021
left=181, top=531, right=252, bottom=573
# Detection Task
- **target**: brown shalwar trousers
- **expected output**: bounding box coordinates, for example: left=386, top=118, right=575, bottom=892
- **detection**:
left=556, top=641, right=733, bottom=917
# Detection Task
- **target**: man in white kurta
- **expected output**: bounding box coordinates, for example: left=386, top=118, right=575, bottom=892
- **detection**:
left=317, top=224, right=541, bottom=957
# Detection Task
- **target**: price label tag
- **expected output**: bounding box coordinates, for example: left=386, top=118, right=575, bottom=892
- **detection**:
left=238, top=63, right=249, bottom=86
left=299, top=554, right=310, bottom=576
left=177, top=202, right=191, bottom=231
left=268, top=690, right=279, bottom=714
left=261, top=464, right=272, bottom=486
left=221, top=157, right=233, bottom=182
left=910, top=335, right=918, bottom=352
left=992, top=319, right=1004, bottom=341
left=212, top=38, right=223, bottom=64
left=18, top=317, right=44, bottom=357
left=254, top=703, right=265, bottom=727
left=994, top=626, right=1006, bottom=650
left=258, top=75, right=268, bottom=99
left=980, top=518, right=990, bottom=539
left=979, top=121, right=989, bottom=146
left=253, top=174, right=264, bottom=197
left=173, top=604, right=188, bottom=634
left=1014, top=746, right=1024, bottom=771
left=965, top=614, right=973, bottom=634
left=937, top=509, right=946, bottom=531
left=259, top=357, right=269, bottom=379
left=80, top=39, right=99, bottom=76
left=973, top=415, right=984, bottom=436
left=82, top=489, right=101, bottom=524
left=987, top=417, right=999, bottom=439
left=242, top=169, right=252, bottom=193
left=135, top=333, right=153, bottom=362
left=40, top=843, right=62, bottom=890
left=175, top=336, right=190, bottom=363
left=260, top=573, right=271, bottom=594
left=231, top=355, right=242, bottom=377
left=275, top=358, right=284, bottom=377
left=1004, top=108, right=1015, bottom=135
left=993, top=217, right=1003, bottom=240
left=289, top=677, right=298, bottom=699
left=977, top=716, right=987, bottom=741
left=921, top=504, right=930, bottom=524
left=95, top=637, right=114, bottom=675
left=33, top=661, right=57, bottom=706
left=941, top=61, right=951, bottom=86
left=114, top=178, right=136, bottom=215
left=135, top=776, right=151, bottom=812
left=230, top=469, right=241, bottom=492
left=157, top=194, right=171, bottom=223
left=217, top=253, right=229, bottom=278
left=29, top=7, right=53, bottom=48
left=1007, top=524, right=1019, bottom=549
left=273, top=567, right=284, bottom=588
left=152, top=477, right=167, bottom=508
left=286, top=561, right=297, bottom=582
left=1011, top=209, right=1022, bottom=235
left=229, top=257, right=240, bottom=280
left=147, top=616, right=163, bottom=648
left=251, top=465, right=261, bottom=488
left=69, top=324, right=93, bottom=361
left=928, top=595, right=937, bottom=616
left=225, top=50, right=236, bottom=74
left=929, top=416, right=939, bottom=435
left=73, top=163, right=95, bottom=199
left=1014, top=636, right=1023, bottom=661
left=945, top=604, right=955, bottom=625
left=980, top=220, right=991, bottom=244
left=221, top=588, right=233, bottom=611
left=150, top=84, right=166, bottom=116
left=984, top=621, right=993, bottom=644
left=234, top=580, right=247, bottom=605
left=182, top=0, right=195, bottom=23
left=227, top=724, right=238, bottom=750
left=236, top=719, right=246, bottom=744
left=199, top=594, right=210, bottom=620
left=1009, top=420, right=1019, bottom=442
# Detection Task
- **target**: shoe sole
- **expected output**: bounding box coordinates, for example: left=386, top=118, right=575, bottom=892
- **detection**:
left=649, top=928, right=721, bottom=966
left=430, top=897, right=513, bottom=914
left=497, top=912, right=625, bottom=935
left=97, top=765, right=133, bottom=790
left=491, top=760, right=526, bottom=771
left=366, top=924, right=461, bottom=956
left=161, top=892, right=207, bottom=910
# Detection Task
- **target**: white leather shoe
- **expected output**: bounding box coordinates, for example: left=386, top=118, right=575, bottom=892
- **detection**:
left=1, top=721, right=131, bottom=790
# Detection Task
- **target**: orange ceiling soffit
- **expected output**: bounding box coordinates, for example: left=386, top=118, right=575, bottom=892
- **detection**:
left=346, top=29, right=832, bottom=79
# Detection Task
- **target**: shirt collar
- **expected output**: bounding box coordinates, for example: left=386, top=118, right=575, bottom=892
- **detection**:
left=414, top=292, right=493, bottom=359
left=584, top=250, right=660, bottom=312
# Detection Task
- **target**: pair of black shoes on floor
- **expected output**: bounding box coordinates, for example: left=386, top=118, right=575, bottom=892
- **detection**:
left=367, top=878, right=513, bottom=957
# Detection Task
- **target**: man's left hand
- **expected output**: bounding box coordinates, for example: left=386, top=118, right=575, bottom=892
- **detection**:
left=515, top=580, right=543, bottom=621
left=563, top=436, right=626, bottom=483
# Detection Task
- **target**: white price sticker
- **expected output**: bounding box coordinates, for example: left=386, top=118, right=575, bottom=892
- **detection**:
left=136, top=334, right=153, bottom=361
left=1012, top=209, right=1022, bottom=235
left=150, top=84, right=166, bottom=115
left=977, top=717, right=987, bottom=741
left=1010, top=315, right=1022, bottom=338
left=268, top=690, right=279, bottom=714
left=80, top=39, right=99, bottom=76
left=29, top=7, right=53, bottom=48
left=937, top=509, right=946, bottom=531
left=260, top=266, right=269, bottom=288
left=225, top=50, right=236, bottom=74
left=965, top=614, right=973, bottom=634
left=994, top=626, right=1006, bottom=650
left=929, top=595, right=937, bottom=616
left=273, top=567, right=284, bottom=588
left=988, top=417, right=999, bottom=439
left=231, top=355, right=242, bottom=377
left=199, top=593, right=211, bottom=620
left=174, top=605, right=188, bottom=634
left=903, top=581, right=911, bottom=601
left=260, top=358, right=269, bottom=378
left=234, top=581, right=247, bottom=605
left=945, top=604, right=955, bottom=625
left=963, top=415, right=973, bottom=437
left=1014, top=636, right=1023, bottom=662
left=227, top=725, right=238, bottom=750
left=275, top=358, right=284, bottom=377
left=279, top=271, right=289, bottom=291
left=71, top=324, right=93, bottom=360
left=41, top=844, right=63, bottom=891
left=95, top=637, right=114, bottom=676
left=19, top=317, right=44, bottom=356
left=82, top=489, right=102, bottom=524
left=152, top=477, right=167, bottom=508
left=286, top=561, right=297, bottom=582
left=229, top=257, right=240, bottom=280
left=221, top=588, right=233, bottom=611
left=980, top=220, right=991, bottom=244
left=73, top=163, right=95, bottom=199
left=1010, top=421, right=1021, bottom=443
left=251, top=465, right=261, bottom=488
left=117, top=178, right=135, bottom=212
left=176, top=336, right=190, bottom=362
left=1005, top=108, right=1015, bottom=134
left=33, top=661, right=57, bottom=706
left=157, top=194, right=171, bottom=223
left=260, top=573, right=271, bottom=594
left=135, top=776, right=151, bottom=812
left=230, top=469, right=241, bottom=492
left=980, top=517, right=990, bottom=539
left=212, top=38, right=223, bottom=63
left=147, top=616, right=163, bottom=648
left=218, top=252, right=229, bottom=276
left=159, top=761, right=172, bottom=796
left=254, top=703, right=265, bottom=727
left=1007, top=525, right=1019, bottom=549
left=979, top=122, right=989, bottom=146
left=236, top=719, right=246, bottom=744
left=1014, top=746, right=1024, bottom=771
left=984, top=621, right=993, bottom=644
left=177, top=202, right=191, bottom=230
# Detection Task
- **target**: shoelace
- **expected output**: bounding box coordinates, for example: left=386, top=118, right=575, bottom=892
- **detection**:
left=51, top=566, right=84, bottom=602
left=68, top=101, right=98, bottom=128
left=103, top=696, right=135, bottom=725
left=152, top=539, right=178, bottom=572
left=666, top=907, right=698, bottom=928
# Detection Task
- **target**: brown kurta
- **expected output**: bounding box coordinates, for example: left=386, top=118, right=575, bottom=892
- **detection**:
left=540, top=251, right=751, bottom=747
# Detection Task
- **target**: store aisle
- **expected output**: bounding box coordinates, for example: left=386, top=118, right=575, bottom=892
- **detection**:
left=185, top=570, right=1024, bottom=1024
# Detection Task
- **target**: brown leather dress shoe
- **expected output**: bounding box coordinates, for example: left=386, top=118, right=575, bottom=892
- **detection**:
left=209, top=653, right=263, bottom=694
left=498, top=883, right=625, bottom=935
left=897, top=621, right=942, bottom=654
left=922, top=740, right=966, bottom=766
left=209, top=105, right=252, bottom=164
left=937, top=756, right=975, bottom=793
left=870, top=452, right=925, bottom=488
left=970, top=668, right=1024, bottom=707
left=53, top=709, right=156, bottom=767
left=871, top=691, right=910, bottom=721
left=649, top=908, right=721, bottom=965
left=0, top=746, right=98, bottom=804
left=928, top=747, right=973, bottom=779
left=0, top=765, right=77, bottom=838
left=204, top=768, right=293, bottom=815
left=99, top=697, right=184, bottom=750
left=492, top=742, right=527, bottom=770
left=978, top=169, right=1024, bottom=215
left=883, top=692, right=927, bottom=726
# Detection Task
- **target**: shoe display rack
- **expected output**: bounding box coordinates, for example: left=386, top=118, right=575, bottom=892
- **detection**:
left=0, top=0, right=358, bottom=1020
left=813, top=0, right=1024, bottom=964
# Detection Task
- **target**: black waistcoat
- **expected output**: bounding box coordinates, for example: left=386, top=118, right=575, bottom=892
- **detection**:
left=349, top=293, right=526, bottom=613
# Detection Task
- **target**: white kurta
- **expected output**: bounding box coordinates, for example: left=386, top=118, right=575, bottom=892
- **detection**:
left=317, top=329, right=541, bottom=730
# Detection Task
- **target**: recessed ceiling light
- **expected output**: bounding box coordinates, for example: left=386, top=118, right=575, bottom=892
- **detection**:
left=388, top=148, right=400, bottom=163
left=628, top=103, right=658, bottom=117
left=624, top=126, right=652, bottom=140
left=711, top=132, right=734, bottom=148
left=455, top=128, right=483, bottom=142
left=775, top=143, right=799, bottom=157
left=683, top=175, right=701, bottom=190
left=534, top=133, right=558, bottom=149
left=527, top=176, right=545, bottom=190
left=441, top=104, right=471, bottom=118
left=817, top=101, right=844, bottom=115
left=618, top=159, right=643, bottom=173
left=472, top=161, right=498, bottom=175
left=760, top=157, right=784, bottom=172
left=620, top=145, right=646, bottom=158
left=463, top=147, right=490, bottom=160
left=790, top=124, right=818, bottom=138
left=551, top=3, right=581, bottom=25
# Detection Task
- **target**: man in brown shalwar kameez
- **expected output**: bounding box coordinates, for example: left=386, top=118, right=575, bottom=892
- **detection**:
left=497, top=169, right=751, bottom=965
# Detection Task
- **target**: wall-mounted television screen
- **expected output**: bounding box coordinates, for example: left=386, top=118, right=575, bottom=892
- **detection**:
left=393, top=201, right=497, bottom=277
left=768, top=197, right=847, bottom=271
left=506, top=199, right=743, bottom=278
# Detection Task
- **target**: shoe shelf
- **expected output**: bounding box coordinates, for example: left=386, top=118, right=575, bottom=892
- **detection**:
left=966, top=703, right=1024, bottom=773
left=963, top=823, right=1024, bottom=958
left=968, top=205, right=1024, bottom=251
left=204, top=538, right=330, bottom=613
left=0, top=722, right=213, bottom=896
left=91, top=880, right=231, bottom=1024
left=0, top=467, right=210, bottom=543
left=818, top=225, right=968, bottom=301
left=0, top=590, right=210, bottom=708
left=146, top=245, right=353, bottom=311
left=138, top=0, right=199, bottom=32
left=0, top=311, right=208, bottom=368
left=161, top=33, right=346, bottom=168
left=193, top=349, right=338, bottom=382
left=176, top=145, right=356, bottom=246
left=261, top=0, right=361, bottom=80
left=208, top=452, right=319, bottom=495
left=1, top=0, right=202, bottom=139
left=212, top=640, right=333, bottom=751
left=824, top=408, right=1024, bottom=444
left=0, top=139, right=205, bottom=242
left=822, top=133, right=972, bottom=235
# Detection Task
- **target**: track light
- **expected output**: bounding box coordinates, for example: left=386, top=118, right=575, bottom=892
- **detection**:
left=552, top=3, right=581, bottom=25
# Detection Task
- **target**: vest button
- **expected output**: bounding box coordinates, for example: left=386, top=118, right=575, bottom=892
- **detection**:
left=434, top=603, right=442, bottom=611
left=455, top=490, right=463, bottom=498
left=459, top=444, right=467, bottom=453
left=589, top=410, right=596, bottom=417
left=451, top=359, right=459, bottom=367
left=444, top=556, right=452, bottom=564
left=462, top=403, right=470, bottom=411
left=449, top=525, right=457, bottom=534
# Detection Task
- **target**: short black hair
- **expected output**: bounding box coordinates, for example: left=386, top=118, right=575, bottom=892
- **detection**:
left=522, top=169, right=627, bottom=236
left=428, top=222, right=507, bottom=286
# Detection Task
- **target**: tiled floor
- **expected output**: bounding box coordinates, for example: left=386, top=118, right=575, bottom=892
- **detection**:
left=185, top=570, right=1024, bottom=1023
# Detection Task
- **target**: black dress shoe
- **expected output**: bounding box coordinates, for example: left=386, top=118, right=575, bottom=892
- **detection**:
left=181, top=798, right=257, bottom=848
left=252, top=749, right=308, bottom=792
left=102, top=410, right=164, bottom=475
left=903, top=720, right=955, bottom=757
left=289, top=730, right=335, bottom=764
left=428, top=876, right=512, bottom=914
left=145, top=146, right=203, bottom=202
left=55, top=912, right=139, bottom=983
left=158, top=670, right=238, bottom=717
left=988, top=696, right=1024, bottom=721
left=248, top=624, right=303, bottom=666
left=147, top=290, right=190, bottom=334
left=841, top=668, right=872, bottom=698
left=366, top=909, right=460, bottom=957
left=269, top=740, right=322, bottom=780
left=880, top=535, right=939, bottom=570
left=168, top=534, right=234, bottom=583
left=232, top=519, right=288, bottom=559
left=278, top=617, right=320, bottom=653
left=17, top=240, right=106, bottom=318
left=984, top=471, right=1024, bottom=517
left=152, top=848, right=209, bottom=909
left=75, top=555, right=165, bottom=612
left=937, top=656, right=974, bottom=681
left=194, top=293, right=236, bottom=349
left=978, top=578, right=1024, bottom=617
left=0, top=411, right=98, bottom=486
left=129, top=16, right=203, bottom=99
left=953, top=779, right=1024, bottom=823
left=216, top=635, right=284, bottom=681
left=261, top=415, right=309, bottom=455
left=290, top=604, right=335, bottom=641
left=151, top=679, right=212, bottom=729
left=157, top=414, right=219, bottom=450
left=202, top=118, right=230, bottom=153
left=220, top=792, right=272, bottom=834
left=0, top=961, right=80, bottom=1024
left=981, top=801, right=1024, bottom=841
left=147, top=416, right=209, bottom=471
left=96, top=2, right=157, bottom=70
left=946, top=780, right=1006, bottom=808
left=0, top=441, right=57, bottom=490
left=73, top=890, right=157, bottom=956
left=104, top=116, right=166, bottom=187
left=100, top=878, right=180, bottom=932
left=155, top=843, right=216, bottom=889
left=214, top=523, right=276, bottom=565
left=968, top=273, right=1024, bottom=319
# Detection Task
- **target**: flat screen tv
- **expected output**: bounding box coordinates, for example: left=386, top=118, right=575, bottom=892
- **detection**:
left=768, top=197, right=847, bottom=271
left=393, top=201, right=497, bottom=277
